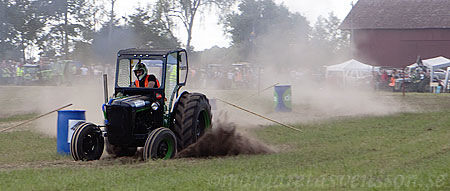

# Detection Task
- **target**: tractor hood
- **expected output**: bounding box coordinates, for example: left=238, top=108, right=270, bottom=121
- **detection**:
left=110, top=95, right=151, bottom=108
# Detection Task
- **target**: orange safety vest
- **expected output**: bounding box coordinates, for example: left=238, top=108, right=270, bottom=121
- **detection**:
left=389, top=77, right=395, bottom=87
left=135, top=75, right=160, bottom=88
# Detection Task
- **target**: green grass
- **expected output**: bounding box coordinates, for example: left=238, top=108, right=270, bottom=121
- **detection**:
left=0, top=114, right=69, bottom=165
left=0, top=113, right=37, bottom=123
left=0, top=130, right=68, bottom=165
left=392, top=93, right=450, bottom=111
left=1, top=109, right=449, bottom=190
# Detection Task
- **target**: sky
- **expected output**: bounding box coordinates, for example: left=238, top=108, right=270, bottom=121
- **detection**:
left=115, top=0, right=355, bottom=51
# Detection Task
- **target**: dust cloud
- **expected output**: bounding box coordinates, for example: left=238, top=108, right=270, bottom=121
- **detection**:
left=195, top=72, right=409, bottom=129
left=191, top=29, right=411, bottom=127
left=35, top=80, right=110, bottom=136
left=0, top=78, right=110, bottom=136
left=176, top=121, right=275, bottom=158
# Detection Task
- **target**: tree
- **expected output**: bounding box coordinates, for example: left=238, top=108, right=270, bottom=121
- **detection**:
left=40, top=0, right=97, bottom=59
left=71, top=0, right=106, bottom=63
left=0, top=0, right=47, bottom=61
left=159, top=0, right=236, bottom=51
left=107, top=0, right=117, bottom=41
left=312, top=12, right=350, bottom=53
left=224, top=0, right=310, bottom=68
left=90, top=2, right=181, bottom=65
left=125, top=5, right=179, bottom=49
left=310, top=12, right=350, bottom=67
left=153, top=0, right=178, bottom=41
left=0, top=1, right=17, bottom=59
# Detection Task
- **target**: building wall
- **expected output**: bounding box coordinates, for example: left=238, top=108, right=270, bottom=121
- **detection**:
left=353, top=29, right=450, bottom=68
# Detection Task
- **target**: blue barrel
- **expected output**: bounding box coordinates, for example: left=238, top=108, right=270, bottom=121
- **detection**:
left=436, top=86, right=441, bottom=93
left=57, top=110, right=86, bottom=155
left=274, top=85, right=292, bottom=112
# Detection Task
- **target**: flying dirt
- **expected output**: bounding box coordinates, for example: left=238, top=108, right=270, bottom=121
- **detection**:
left=176, top=121, right=275, bottom=158
left=101, top=121, right=275, bottom=160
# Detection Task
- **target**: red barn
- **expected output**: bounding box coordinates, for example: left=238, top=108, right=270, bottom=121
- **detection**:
left=340, top=0, right=450, bottom=68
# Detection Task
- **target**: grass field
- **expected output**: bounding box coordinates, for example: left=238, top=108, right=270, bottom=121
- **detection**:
left=0, top=92, right=449, bottom=190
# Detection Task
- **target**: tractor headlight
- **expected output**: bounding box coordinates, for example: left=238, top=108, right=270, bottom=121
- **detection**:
left=151, top=102, right=159, bottom=110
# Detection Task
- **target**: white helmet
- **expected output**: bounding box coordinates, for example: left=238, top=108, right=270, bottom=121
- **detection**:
left=133, top=62, right=147, bottom=80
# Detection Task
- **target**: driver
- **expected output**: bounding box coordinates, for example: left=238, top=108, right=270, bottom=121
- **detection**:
left=133, top=62, right=160, bottom=88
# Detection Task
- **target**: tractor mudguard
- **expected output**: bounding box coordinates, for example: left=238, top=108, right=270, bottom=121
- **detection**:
left=169, top=91, right=190, bottom=129
left=171, top=91, right=190, bottom=113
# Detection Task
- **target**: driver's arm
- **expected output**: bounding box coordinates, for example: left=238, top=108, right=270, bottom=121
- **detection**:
left=147, top=74, right=159, bottom=88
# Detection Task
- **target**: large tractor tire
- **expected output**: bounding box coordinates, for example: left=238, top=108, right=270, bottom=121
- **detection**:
left=70, top=122, right=104, bottom=161
left=173, top=92, right=212, bottom=151
left=143, top=127, right=177, bottom=161
left=105, top=138, right=138, bottom=157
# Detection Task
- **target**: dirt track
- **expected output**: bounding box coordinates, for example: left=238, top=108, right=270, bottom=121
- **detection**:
left=0, top=83, right=442, bottom=170
left=0, top=157, right=151, bottom=171
left=0, top=83, right=416, bottom=136
left=0, top=84, right=105, bottom=135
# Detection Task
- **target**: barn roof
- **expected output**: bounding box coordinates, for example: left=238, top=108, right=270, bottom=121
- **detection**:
left=340, top=0, right=450, bottom=30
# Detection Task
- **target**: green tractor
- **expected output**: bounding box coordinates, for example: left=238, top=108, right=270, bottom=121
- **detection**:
left=50, top=60, right=79, bottom=86
left=22, top=64, right=42, bottom=85
left=70, top=48, right=212, bottom=161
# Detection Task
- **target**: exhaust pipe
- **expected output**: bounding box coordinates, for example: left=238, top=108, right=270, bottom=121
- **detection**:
left=103, top=74, right=108, bottom=104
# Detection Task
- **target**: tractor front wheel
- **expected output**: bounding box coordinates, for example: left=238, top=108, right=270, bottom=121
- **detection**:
left=70, top=122, right=104, bottom=161
left=143, top=128, right=177, bottom=161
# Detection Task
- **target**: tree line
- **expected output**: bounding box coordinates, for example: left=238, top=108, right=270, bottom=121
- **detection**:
left=0, top=0, right=349, bottom=70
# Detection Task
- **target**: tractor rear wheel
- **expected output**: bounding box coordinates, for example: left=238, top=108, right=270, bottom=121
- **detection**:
left=173, top=93, right=212, bottom=151
left=105, top=138, right=138, bottom=157
left=143, top=127, right=177, bottom=161
left=70, top=122, right=104, bottom=161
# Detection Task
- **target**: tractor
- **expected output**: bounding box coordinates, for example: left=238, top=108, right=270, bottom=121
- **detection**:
left=22, top=64, right=43, bottom=85
left=70, top=48, right=212, bottom=161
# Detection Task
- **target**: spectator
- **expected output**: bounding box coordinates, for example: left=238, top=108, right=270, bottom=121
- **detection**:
left=80, top=65, right=89, bottom=76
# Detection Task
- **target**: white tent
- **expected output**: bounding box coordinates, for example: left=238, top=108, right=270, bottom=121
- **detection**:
left=407, top=56, right=450, bottom=92
left=326, top=59, right=374, bottom=73
left=407, top=56, right=450, bottom=79
left=407, top=56, right=450, bottom=70
left=325, top=59, right=375, bottom=87
left=326, top=59, right=375, bottom=79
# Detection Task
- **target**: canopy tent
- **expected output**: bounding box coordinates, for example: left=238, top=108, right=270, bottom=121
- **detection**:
left=326, top=59, right=374, bottom=72
left=326, top=59, right=375, bottom=79
left=407, top=56, right=450, bottom=70
left=407, top=56, right=450, bottom=92
left=325, top=59, right=375, bottom=87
